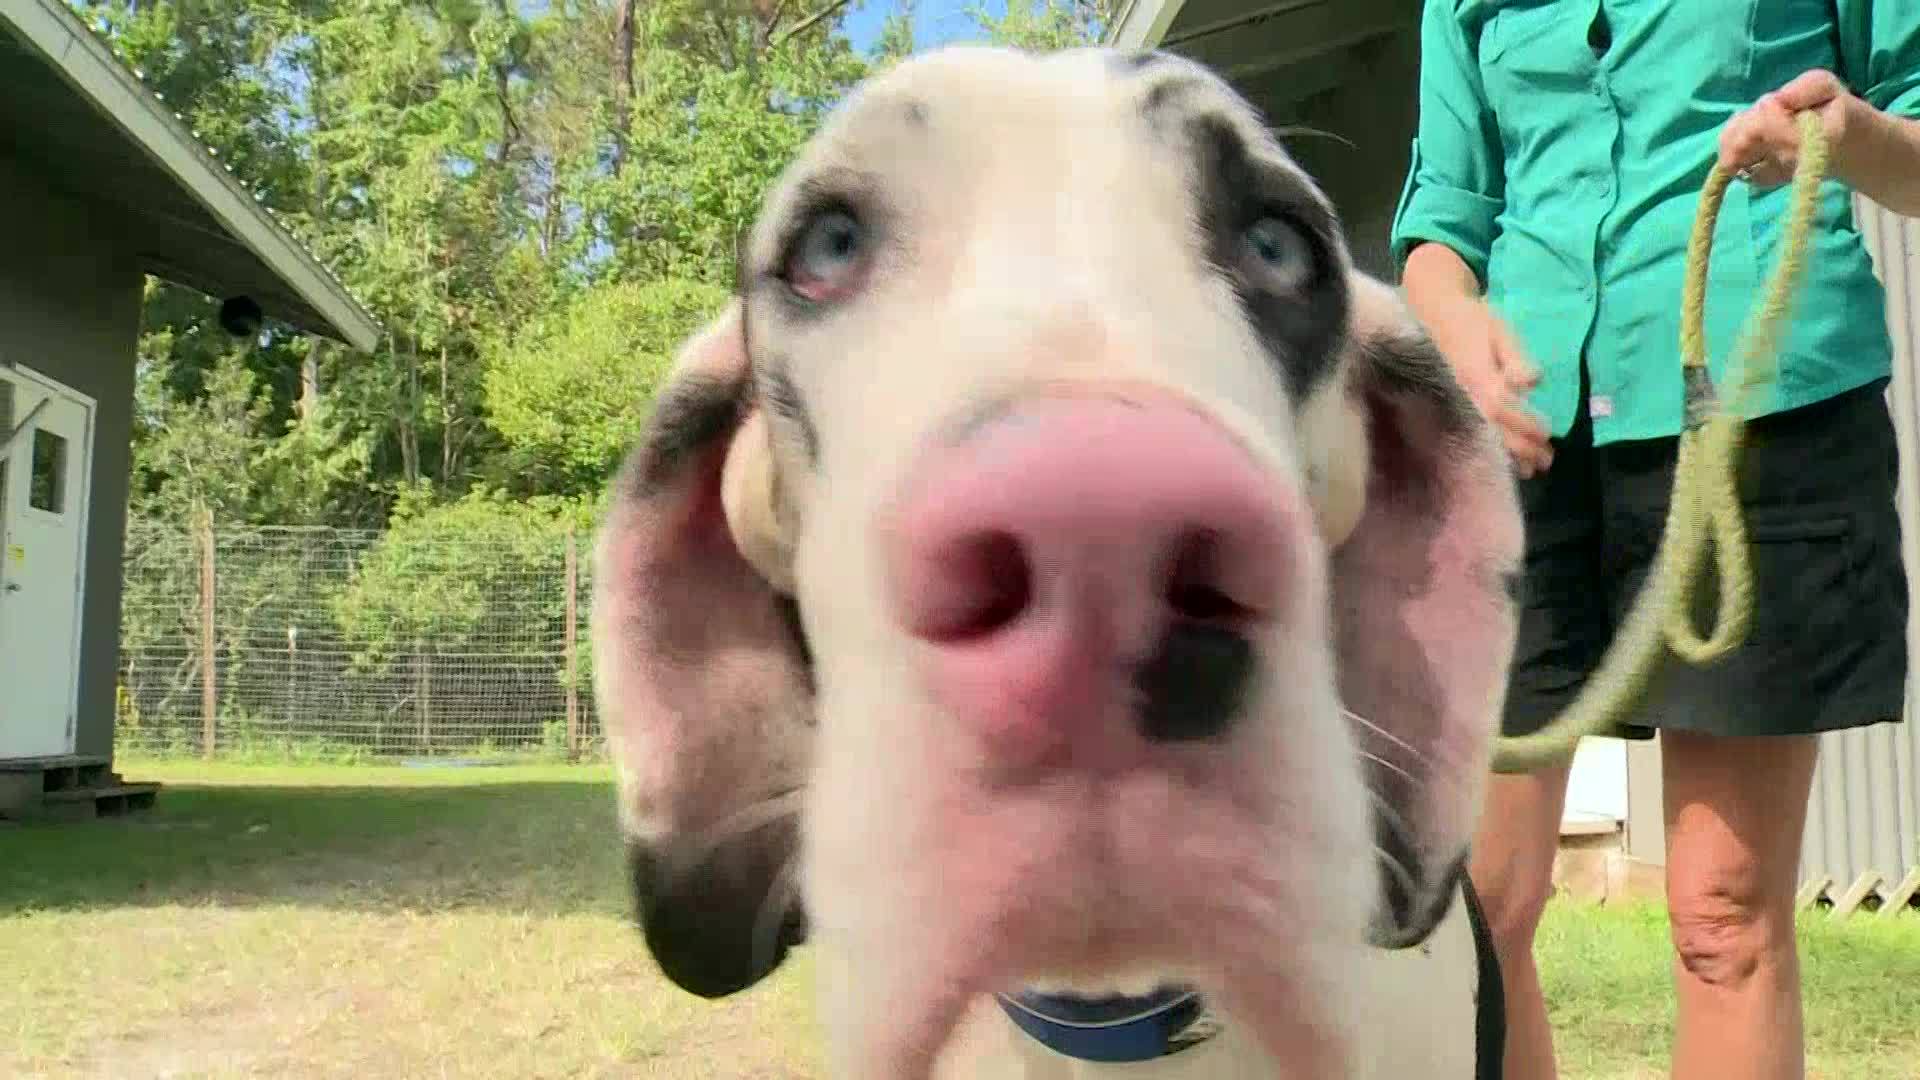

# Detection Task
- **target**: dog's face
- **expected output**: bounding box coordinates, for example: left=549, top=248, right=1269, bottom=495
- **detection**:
left=592, top=45, right=1523, bottom=1077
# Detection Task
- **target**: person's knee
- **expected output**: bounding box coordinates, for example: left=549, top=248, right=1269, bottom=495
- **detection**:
left=1659, top=732, right=1819, bottom=991
left=1469, top=851, right=1555, bottom=955
left=1667, top=865, right=1789, bottom=988
left=1466, top=771, right=1570, bottom=957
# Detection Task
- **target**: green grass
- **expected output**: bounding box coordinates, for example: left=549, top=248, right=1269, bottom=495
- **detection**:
left=2, top=762, right=1915, bottom=1079
left=1536, top=891, right=1920, bottom=1078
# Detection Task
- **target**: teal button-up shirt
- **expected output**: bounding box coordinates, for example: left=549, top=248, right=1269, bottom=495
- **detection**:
left=1390, top=0, right=1920, bottom=446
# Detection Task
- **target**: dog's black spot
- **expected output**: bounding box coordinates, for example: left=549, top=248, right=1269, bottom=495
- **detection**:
left=636, top=373, right=748, bottom=496
left=1501, top=568, right=1526, bottom=606
left=1139, top=74, right=1209, bottom=136
left=904, top=99, right=929, bottom=127
left=772, top=592, right=817, bottom=701
left=761, top=363, right=820, bottom=463
left=939, top=394, right=1018, bottom=448
left=1188, top=113, right=1349, bottom=401
left=1133, top=623, right=1254, bottom=742
left=1354, top=328, right=1479, bottom=441
left=626, top=828, right=807, bottom=1000
left=1112, top=48, right=1171, bottom=75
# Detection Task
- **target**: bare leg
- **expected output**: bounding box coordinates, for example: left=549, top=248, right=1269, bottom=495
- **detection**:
left=1466, top=761, right=1573, bottom=1080
left=1661, top=731, right=1819, bottom=1080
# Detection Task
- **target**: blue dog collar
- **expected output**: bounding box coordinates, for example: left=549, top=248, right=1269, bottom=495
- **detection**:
left=996, top=986, right=1218, bottom=1063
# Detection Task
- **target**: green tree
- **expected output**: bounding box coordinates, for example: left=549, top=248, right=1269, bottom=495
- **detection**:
left=967, top=0, right=1108, bottom=49
left=481, top=276, right=730, bottom=495
left=97, top=0, right=901, bottom=524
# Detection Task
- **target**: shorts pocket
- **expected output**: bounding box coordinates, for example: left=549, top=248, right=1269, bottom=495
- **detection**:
left=1732, top=510, right=1861, bottom=650
left=1745, top=514, right=1850, bottom=545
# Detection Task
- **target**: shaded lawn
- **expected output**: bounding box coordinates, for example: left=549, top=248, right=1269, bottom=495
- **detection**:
left=1, top=761, right=1914, bottom=1079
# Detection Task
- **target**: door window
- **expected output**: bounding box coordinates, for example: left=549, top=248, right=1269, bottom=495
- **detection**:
left=29, top=427, right=66, bottom=514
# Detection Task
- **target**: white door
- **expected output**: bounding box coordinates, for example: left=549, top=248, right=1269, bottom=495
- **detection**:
left=0, top=366, right=93, bottom=761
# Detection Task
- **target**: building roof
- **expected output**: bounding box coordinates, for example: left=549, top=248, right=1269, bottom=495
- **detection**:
left=0, top=0, right=381, bottom=351
left=1105, top=0, right=1416, bottom=103
left=1104, top=0, right=1423, bottom=277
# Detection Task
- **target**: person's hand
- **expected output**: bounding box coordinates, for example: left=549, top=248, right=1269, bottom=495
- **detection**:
left=1718, top=69, right=1862, bottom=189
left=1424, top=299, right=1554, bottom=478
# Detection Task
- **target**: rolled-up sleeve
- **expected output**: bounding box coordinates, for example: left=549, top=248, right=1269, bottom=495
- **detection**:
left=1835, top=0, right=1920, bottom=118
left=1389, top=0, right=1506, bottom=287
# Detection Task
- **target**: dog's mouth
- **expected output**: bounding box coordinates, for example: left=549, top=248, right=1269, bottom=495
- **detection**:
left=1364, top=735, right=1472, bottom=951
left=803, top=734, right=1378, bottom=1074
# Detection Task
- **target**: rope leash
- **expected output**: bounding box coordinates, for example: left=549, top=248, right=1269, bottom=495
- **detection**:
left=1488, top=111, right=1831, bottom=774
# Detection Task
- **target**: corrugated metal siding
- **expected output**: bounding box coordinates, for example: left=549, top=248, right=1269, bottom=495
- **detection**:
left=1795, top=199, right=1920, bottom=908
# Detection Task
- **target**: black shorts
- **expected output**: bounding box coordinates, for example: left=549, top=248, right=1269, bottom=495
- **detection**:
left=1504, top=375, right=1910, bottom=741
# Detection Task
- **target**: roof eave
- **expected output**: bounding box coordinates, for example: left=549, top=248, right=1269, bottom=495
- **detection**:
left=1103, top=0, right=1188, bottom=49
left=2, top=0, right=381, bottom=353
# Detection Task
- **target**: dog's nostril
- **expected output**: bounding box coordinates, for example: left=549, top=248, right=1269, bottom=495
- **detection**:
left=927, top=530, right=1032, bottom=642
left=1164, top=529, right=1255, bottom=623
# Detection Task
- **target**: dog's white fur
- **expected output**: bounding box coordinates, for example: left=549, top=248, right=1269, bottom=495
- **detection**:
left=592, top=44, right=1523, bottom=1079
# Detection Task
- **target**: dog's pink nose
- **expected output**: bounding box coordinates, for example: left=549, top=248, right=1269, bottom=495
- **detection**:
left=884, top=392, right=1297, bottom=768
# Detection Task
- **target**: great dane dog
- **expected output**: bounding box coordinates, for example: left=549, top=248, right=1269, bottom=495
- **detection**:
left=591, top=44, right=1523, bottom=1079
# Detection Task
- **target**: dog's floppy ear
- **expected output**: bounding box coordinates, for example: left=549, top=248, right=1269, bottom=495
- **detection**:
left=591, top=299, right=814, bottom=998
left=1327, top=275, right=1524, bottom=950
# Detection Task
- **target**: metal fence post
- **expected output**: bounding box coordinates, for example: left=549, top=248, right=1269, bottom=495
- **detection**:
left=564, top=524, right=580, bottom=762
left=415, top=642, right=432, bottom=750
left=198, top=510, right=217, bottom=758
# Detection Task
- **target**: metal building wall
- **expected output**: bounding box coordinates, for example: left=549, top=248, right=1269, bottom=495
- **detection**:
left=1794, top=199, right=1920, bottom=912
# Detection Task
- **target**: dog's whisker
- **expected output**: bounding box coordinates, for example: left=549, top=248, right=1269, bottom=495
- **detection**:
left=680, top=787, right=806, bottom=859
left=1367, top=788, right=1418, bottom=849
left=649, top=789, right=808, bottom=893
left=751, top=852, right=805, bottom=976
left=1343, top=707, right=1428, bottom=763
left=1271, top=123, right=1358, bottom=150
left=1371, top=843, right=1421, bottom=898
left=1358, top=748, right=1418, bottom=786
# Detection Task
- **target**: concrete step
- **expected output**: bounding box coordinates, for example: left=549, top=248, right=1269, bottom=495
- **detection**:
left=40, top=781, right=162, bottom=819
left=0, top=754, right=113, bottom=792
left=0, top=758, right=160, bottom=823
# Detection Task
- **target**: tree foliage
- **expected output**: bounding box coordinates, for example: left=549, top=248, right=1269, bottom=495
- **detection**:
left=102, top=0, right=1104, bottom=534
left=482, top=276, right=729, bottom=493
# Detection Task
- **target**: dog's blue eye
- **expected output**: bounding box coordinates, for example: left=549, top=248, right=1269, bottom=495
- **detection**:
left=806, top=211, right=860, bottom=263
left=787, top=209, right=866, bottom=298
left=1243, top=216, right=1313, bottom=289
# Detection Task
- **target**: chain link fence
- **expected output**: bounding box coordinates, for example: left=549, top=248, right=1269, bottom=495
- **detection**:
left=116, top=518, right=603, bottom=761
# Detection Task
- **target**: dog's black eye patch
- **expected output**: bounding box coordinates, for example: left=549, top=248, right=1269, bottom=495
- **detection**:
left=1186, top=113, right=1350, bottom=401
